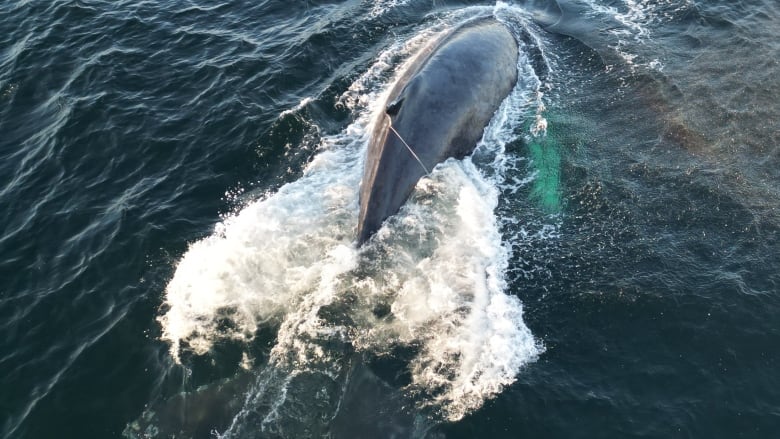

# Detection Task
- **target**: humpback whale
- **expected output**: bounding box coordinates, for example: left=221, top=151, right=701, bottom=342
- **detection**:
left=357, top=17, right=519, bottom=245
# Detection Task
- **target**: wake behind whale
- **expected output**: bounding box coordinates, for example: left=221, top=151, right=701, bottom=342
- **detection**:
left=134, top=6, right=550, bottom=438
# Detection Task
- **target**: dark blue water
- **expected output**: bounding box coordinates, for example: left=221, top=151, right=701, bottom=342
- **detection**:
left=2, top=1, right=779, bottom=438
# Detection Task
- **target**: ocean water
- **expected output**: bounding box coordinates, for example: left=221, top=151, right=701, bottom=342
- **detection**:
left=1, top=0, right=779, bottom=438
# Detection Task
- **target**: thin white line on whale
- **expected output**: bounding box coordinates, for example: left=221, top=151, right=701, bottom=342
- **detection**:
left=388, top=123, right=430, bottom=175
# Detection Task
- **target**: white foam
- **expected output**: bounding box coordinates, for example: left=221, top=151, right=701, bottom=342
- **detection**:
left=279, top=97, right=314, bottom=117
left=366, top=0, right=412, bottom=19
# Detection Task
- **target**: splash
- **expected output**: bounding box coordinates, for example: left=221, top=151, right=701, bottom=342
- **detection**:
left=158, top=141, right=363, bottom=362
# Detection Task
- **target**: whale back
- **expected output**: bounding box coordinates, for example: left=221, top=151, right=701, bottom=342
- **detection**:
left=357, top=18, right=519, bottom=245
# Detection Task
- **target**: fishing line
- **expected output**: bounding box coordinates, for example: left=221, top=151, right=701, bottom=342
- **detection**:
left=388, top=123, right=430, bottom=174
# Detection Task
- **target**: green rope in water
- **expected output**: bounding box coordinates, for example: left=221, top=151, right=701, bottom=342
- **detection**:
left=529, top=137, right=561, bottom=213
left=527, top=115, right=562, bottom=214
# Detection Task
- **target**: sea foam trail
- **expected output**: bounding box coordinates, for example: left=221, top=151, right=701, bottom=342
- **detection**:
left=159, top=6, right=546, bottom=429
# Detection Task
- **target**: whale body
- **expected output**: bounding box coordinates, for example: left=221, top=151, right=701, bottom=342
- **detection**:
left=356, top=17, right=519, bottom=245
